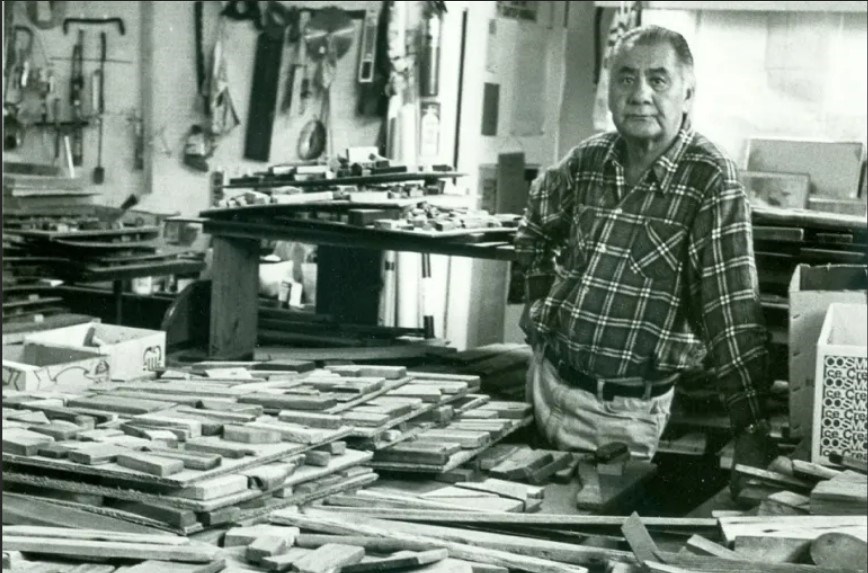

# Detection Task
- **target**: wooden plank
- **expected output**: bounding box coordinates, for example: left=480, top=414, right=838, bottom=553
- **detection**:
left=26, top=420, right=82, bottom=441
left=654, top=551, right=854, bottom=573
left=116, top=453, right=185, bottom=477
left=292, top=543, right=365, bottom=573
left=210, top=236, right=260, bottom=359
left=733, top=536, right=810, bottom=563
left=341, top=549, right=449, bottom=573
left=277, top=411, right=344, bottom=429
left=112, top=500, right=198, bottom=529
left=418, top=430, right=491, bottom=449
left=792, top=460, right=841, bottom=481
left=2, top=493, right=163, bottom=534
left=2, top=536, right=220, bottom=563
left=621, top=512, right=659, bottom=565
left=733, top=465, right=813, bottom=493
left=174, top=474, right=249, bottom=501
left=223, top=424, right=283, bottom=444
left=454, top=479, right=541, bottom=502
left=122, top=560, right=227, bottom=573
left=2, top=429, right=54, bottom=456
left=272, top=510, right=597, bottom=573
left=246, top=536, right=288, bottom=564
left=67, top=444, right=128, bottom=465
left=141, top=448, right=222, bottom=471
left=184, top=437, right=255, bottom=459
left=305, top=450, right=331, bottom=467
left=67, top=395, right=168, bottom=415
left=262, top=548, right=314, bottom=571
left=238, top=393, right=337, bottom=411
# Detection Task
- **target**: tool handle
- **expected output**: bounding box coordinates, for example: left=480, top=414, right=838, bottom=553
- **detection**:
left=99, top=32, right=106, bottom=113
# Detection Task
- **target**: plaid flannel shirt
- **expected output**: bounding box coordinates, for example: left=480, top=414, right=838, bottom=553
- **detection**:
left=515, top=124, right=770, bottom=431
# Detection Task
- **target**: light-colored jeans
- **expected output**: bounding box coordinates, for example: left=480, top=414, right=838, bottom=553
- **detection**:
left=527, top=344, right=674, bottom=460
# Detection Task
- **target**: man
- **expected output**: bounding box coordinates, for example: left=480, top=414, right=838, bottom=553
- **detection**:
left=516, top=25, right=775, bottom=491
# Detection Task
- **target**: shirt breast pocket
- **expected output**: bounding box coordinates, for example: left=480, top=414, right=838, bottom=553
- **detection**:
left=629, top=219, right=688, bottom=281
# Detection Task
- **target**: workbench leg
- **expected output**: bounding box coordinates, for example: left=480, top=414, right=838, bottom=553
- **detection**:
left=113, top=280, right=123, bottom=324
left=209, top=237, right=260, bottom=359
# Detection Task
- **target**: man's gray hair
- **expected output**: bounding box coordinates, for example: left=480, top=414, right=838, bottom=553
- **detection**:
left=613, top=25, right=695, bottom=74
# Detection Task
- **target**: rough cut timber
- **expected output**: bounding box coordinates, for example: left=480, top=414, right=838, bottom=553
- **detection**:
left=291, top=543, right=365, bottom=573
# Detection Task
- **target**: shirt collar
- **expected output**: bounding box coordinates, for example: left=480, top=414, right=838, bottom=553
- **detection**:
left=604, top=116, right=695, bottom=194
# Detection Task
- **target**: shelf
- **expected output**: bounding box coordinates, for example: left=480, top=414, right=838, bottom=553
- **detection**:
left=594, top=1, right=867, bottom=12
left=225, top=171, right=466, bottom=190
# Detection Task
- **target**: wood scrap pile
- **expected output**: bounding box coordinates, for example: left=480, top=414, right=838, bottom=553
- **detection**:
left=724, top=455, right=868, bottom=517
left=2, top=360, right=531, bottom=534
left=262, top=506, right=867, bottom=573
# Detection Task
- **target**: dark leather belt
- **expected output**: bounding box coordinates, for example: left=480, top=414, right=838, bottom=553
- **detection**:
left=543, top=345, right=673, bottom=401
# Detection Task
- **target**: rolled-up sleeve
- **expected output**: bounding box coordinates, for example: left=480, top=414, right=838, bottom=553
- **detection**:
left=514, top=155, right=575, bottom=301
left=687, top=174, right=770, bottom=431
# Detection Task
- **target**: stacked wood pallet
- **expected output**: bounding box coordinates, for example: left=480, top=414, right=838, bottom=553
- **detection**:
left=1, top=360, right=532, bottom=535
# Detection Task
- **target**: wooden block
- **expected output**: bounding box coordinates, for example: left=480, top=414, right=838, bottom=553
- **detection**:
left=418, top=429, right=490, bottom=449
left=37, top=443, right=71, bottom=459
left=791, top=460, right=841, bottom=481
left=342, top=549, right=448, bottom=573
left=197, top=505, right=241, bottom=527
left=246, top=536, right=287, bottom=564
left=122, top=560, right=226, bottom=573
left=68, top=444, right=128, bottom=465
left=489, top=449, right=554, bottom=481
left=477, top=445, right=521, bottom=471
left=2, top=429, right=54, bottom=456
left=224, top=424, right=283, bottom=444
left=26, top=420, right=82, bottom=441
left=373, top=442, right=460, bottom=465
left=78, top=428, right=125, bottom=442
left=278, top=411, right=343, bottom=429
left=262, top=548, right=312, bottom=572
left=185, top=437, right=254, bottom=458
left=254, top=360, right=316, bottom=373
left=239, top=393, right=337, bottom=411
left=342, top=411, right=392, bottom=428
left=358, top=366, right=407, bottom=380
left=304, top=450, right=332, bottom=467
left=387, top=385, right=443, bottom=402
left=621, top=512, right=659, bottom=564
left=6, top=410, right=51, bottom=424
left=68, top=395, right=168, bottom=415
left=176, top=474, right=249, bottom=501
left=245, top=421, right=337, bottom=445
left=225, top=525, right=300, bottom=547
left=113, top=501, right=198, bottom=529
left=293, top=543, right=364, bottom=573
left=131, top=415, right=203, bottom=438
left=116, top=453, right=185, bottom=477
left=329, top=441, right=347, bottom=455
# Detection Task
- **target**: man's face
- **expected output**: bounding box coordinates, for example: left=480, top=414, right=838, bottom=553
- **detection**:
left=608, top=41, right=693, bottom=146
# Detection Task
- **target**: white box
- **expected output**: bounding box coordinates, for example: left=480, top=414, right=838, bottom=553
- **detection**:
left=24, top=322, right=165, bottom=381
left=811, top=303, right=867, bottom=466
left=2, top=343, right=110, bottom=392
left=788, top=264, right=868, bottom=439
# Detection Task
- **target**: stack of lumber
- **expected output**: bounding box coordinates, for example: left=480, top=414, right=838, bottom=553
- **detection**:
left=324, top=477, right=546, bottom=514
left=2, top=360, right=532, bottom=534
left=414, top=343, right=532, bottom=401
left=3, top=226, right=203, bottom=282
left=368, top=400, right=533, bottom=474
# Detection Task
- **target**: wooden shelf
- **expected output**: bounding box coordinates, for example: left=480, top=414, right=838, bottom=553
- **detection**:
left=595, top=1, right=867, bottom=12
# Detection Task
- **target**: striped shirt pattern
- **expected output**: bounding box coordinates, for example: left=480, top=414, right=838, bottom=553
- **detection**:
left=515, top=124, right=769, bottom=430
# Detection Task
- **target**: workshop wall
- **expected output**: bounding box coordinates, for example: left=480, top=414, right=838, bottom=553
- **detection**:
left=143, top=0, right=385, bottom=217
left=4, top=0, right=144, bottom=209
left=558, top=5, right=868, bottom=168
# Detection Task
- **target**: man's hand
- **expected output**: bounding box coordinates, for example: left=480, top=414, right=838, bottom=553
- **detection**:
left=519, top=300, right=538, bottom=347
left=729, top=427, right=777, bottom=503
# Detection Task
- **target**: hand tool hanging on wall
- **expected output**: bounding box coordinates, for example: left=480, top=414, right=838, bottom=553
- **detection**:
left=243, top=1, right=292, bottom=161
left=92, top=31, right=107, bottom=184
left=69, top=29, right=84, bottom=166
left=279, top=12, right=303, bottom=114
left=3, top=26, right=33, bottom=151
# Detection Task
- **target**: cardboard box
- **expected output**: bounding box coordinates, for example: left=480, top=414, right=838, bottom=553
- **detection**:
left=24, top=322, right=165, bottom=381
left=789, top=265, right=868, bottom=439
left=2, top=343, right=110, bottom=392
left=811, top=303, right=867, bottom=465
